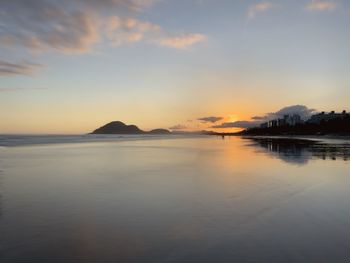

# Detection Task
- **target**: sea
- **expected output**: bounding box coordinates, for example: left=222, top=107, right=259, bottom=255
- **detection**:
left=0, top=134, right=350, bottom=262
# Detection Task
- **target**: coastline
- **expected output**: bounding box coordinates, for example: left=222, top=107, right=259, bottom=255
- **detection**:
left=239, top=135, right=350, bottom=145
left=209, top=133, right=350, bottom=145
left=241, top=134, right=350, bottom=140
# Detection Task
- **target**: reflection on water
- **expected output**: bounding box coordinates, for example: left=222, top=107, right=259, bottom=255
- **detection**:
left=245, top=137, right=350, bottom=164
left=1, top=136, right=350, bottom=263
left=0, top=167, right=2, bottom=219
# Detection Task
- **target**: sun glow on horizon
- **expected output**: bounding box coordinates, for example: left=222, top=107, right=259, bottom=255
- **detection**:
left=1, top=1, right=350, bottom=134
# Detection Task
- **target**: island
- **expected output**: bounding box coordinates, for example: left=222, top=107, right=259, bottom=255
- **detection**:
left=91, top=121, right=171, bottom=135
left=148, top=129, right=171, bottom=135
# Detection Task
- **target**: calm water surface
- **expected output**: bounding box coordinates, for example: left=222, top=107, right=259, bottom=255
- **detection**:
left=0, top=136, right=350, bottom=263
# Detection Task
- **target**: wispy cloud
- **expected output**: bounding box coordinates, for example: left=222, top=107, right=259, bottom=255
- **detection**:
left=212, top=121, right=258, bottom=129
left=0, top=0, right=205, bottom=54
left=169, top=124, right=187, bottom=130
left=247, top=1, right=276, bottom=19
left=198, top=116, right=223, bottom=123
left=0, top=2, right=102, bottom=54
left=0, top=87, right=47, bottom=92
left=105, top=16, right=161, bottom=46
left=0, top=0, right=206, bottom=75
left=105, top=17, right=205, bottom=49
left=305, top=0, right=337, bottom=11
left=0, top=60, right=43, bottom=77
left=157, top=34, right=206, bottom=49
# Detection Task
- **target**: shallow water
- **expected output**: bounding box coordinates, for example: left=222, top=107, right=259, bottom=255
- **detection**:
left=0, top=136, right=350, bottom=263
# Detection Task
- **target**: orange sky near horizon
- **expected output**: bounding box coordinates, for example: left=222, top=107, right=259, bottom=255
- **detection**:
left=1, top=0, right=350, bottom=134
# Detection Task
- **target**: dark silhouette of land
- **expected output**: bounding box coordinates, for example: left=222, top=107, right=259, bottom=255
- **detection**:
left=92, top=112, right=350, bottom=137
left=91, top=121, right=219, bottom=135
left=148, top=129, right=171, bottom=135
left=210, top=111, right=350, bottom=137
left=91, top=121, right=171, bottom=135
left=242, top=115, right=350, bottom=136
left=92, top=121, right=143, bottom=134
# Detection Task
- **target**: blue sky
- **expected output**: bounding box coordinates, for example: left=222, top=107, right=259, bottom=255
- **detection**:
left=0, top=0, right=349, bottom=133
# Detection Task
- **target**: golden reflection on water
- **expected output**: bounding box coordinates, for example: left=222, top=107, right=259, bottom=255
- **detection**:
left=0, top=136, right=350, bottom=263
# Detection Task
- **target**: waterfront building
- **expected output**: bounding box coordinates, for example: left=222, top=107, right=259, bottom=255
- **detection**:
left=307, top=111, right=349, bottom=124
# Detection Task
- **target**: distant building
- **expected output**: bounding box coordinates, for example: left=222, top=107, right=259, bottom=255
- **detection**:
left=277, top=118, right=286, bottom=126
left=307, top=111, right=348, bottom=124
left=265, top=114, right=303, bottom=128
left=283, top=114, right=303, bottom=126
left=260, top=122, right=268, bottom=129
left=268, top=120, right=278, bottom=128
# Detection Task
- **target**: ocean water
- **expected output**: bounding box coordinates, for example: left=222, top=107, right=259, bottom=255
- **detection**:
left=0, top=135, right=350, bottom=263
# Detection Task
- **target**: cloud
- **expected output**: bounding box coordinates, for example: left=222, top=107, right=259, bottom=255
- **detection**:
left=0, top=60, right=43, bottom=76
left=0, top=1, right=103, bottom=54
left=251, top=116, right=266, bottom=121
left=0, top=87, right=47, bottom=92
left=305, top=0, right=337, bottom=11
left=105, top=17, right=205, bottom=49
left=247, top=1, right=276, bottom=19
left=157, top=34, right=206, bottom=49
left=212, top=105, right=317, bottom=129
left=105, top=16, right=161, bottom=46
left=0, top=0, right=205, bottom=75
left=169, top=124, right=187, bottom=130
left=0, top=0, right=205, bottom=55
left=212, top=121, right=259, bottom=129
left=198, top=116, right=223, bottom=123
left=257, top=105, right=317, bottom=122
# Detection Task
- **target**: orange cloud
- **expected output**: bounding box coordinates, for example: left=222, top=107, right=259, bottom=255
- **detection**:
left=305, top=0, right=337, bottom=11
left=105, top=16, right=205, bottom=49
left=247, top=1, right=276, bottom=19
left=157, top=34, right=206, bottom=49
left=105, top=16, right=161, bottom=46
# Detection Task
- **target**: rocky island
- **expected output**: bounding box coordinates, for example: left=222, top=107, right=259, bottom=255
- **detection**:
left=91, top=121, right=171, bottom=135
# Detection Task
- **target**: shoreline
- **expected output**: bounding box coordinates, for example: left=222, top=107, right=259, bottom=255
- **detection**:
left=210, top=133, right=350, bottom=144
left=240, top=134, right=350, bottom=144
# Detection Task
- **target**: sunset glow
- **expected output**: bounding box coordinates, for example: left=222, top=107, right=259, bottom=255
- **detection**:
left=1, top=0, right=349, bottom=134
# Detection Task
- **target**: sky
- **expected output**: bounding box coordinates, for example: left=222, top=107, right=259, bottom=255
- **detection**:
left=0, top=0, right=349, bottom=134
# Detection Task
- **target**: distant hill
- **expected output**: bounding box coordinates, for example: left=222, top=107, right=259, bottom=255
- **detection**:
left=148, top=129, right=171, bottom=134
left=92, top=121, right=144, bottom=134
left=91, top=121, right=171, bottom=135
